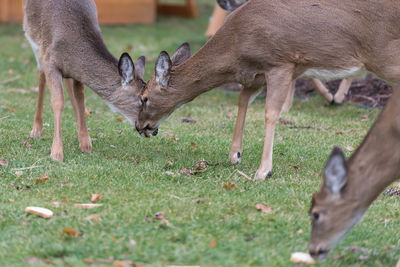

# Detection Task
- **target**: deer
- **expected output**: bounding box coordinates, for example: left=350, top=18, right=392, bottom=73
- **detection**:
left=309, top=84, right=400, bottom=261
left=135, top=0, right=400, bottom=180
left=23, top=0, right=146, bottom=161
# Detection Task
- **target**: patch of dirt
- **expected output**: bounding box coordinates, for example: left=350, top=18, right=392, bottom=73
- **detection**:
left=295, top=74, right=393, bottom=108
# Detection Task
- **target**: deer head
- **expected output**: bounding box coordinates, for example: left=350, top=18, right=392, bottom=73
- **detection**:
left=309, top=147, right=366, bottom=259
left=136, top=43, right=191, bottom=137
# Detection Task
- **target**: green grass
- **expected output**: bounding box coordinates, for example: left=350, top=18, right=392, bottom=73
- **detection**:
left=0, top=1, right=399, bottom=266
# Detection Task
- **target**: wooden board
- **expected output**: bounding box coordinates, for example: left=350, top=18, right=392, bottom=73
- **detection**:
left=0, top=0, right=156, bottom=24
left=157, top=0, right=198, bottom=18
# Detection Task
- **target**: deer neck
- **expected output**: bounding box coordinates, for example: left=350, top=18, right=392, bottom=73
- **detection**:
left=345, top=90, right=400, bottom=208
left=168, top=37, right=237, bottom=104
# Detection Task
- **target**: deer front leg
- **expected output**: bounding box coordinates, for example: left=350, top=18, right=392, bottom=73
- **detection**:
left=333, top=78, right=352, bottom=104
left=45, top=68, right=65, bottom=161
left=281, top=80, right=296, bottom=112
left=254, top=65, right=294, bottom=180
left=230, top=87, right=260, bottom=164
left=312, top=79, right=334, bottom=103
left=65, top=79, right=92, bottom=152
left=30, top=69, right=46, bottom=138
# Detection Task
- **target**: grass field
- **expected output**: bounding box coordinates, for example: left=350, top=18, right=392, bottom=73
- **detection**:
left=0, top=1, right=399, bottom=266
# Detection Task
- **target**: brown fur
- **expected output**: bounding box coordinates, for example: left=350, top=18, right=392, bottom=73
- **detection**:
left=137, top=0, right=400, bottom=180
left=23, top=0, right=145, bottom=161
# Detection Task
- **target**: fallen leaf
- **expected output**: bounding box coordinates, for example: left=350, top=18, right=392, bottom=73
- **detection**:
left=8, top=69, right=14, bottom=75
left=193, top=198, right=205, bottom=204
left=384, top=189, right=400, bottom=196
left=293, top=165, right=299, bottom=172
left=62, top=227, right=81, bottom=237
left=23, top=58, right=31, bottom=64
left=223, top=182, right=236, bottom=190
left=8, top=57, right=15, bottom=62
left=178, top=168, right=193, bottom=176
left=0, top=158, right=8, bottom=167
left=170, top=137, right=180, bottom=142
left=129, top=239, right=137, bottom=246
left=8, top=107, right=16, bottom=112
left=62, top=197, right=68, bottom=204
left=192, top=160, right=208, bottom=173
left=84, top=214, right=101, bottom=222
left=279, top=118, right=292, bottom=125
left=74, top=203, right=103, bottom=209
left=8, top=198, right=14, bottom=202
left=23, top=139, right=32, bottom=148
left=83, top=258, right=95, bottom=264
left=112, top=237, right=119, bottom=243
left=153, top=212, right=166, bottom=220
left=35, top=173, right=49, bottom=184
left=336, top=131, right=344, bottom=135
left=210, top=240, right=217, bottom=247
left=15, top=170, right=23, bottom=177
left=360, top=114, right=369, bottom=121
left=7, top=88, right=28, bottom=94
left=164, top=171, right=175, bottom=176
left=116, top=118, right=123, bottom=122
left=52, top=201, right=62, bottom=208
left=277, top=135, right=283, bottom=141
left=180, top=117, right=196, bottom=123
left=255, top=203, right=273, bottom=213
left=191, top=142, right=197, bottom=148
left=226, top=112, right=234, bottom=119
left=125, top=44, right=133, bottom=51
left=246, top=234, right=256, bottom=242
left=90, top=193, right=104, bottom=203
left=85, top=109, right=93, bottom=117
left=345, top=145, right=355, bottom=152
left=158, top=218, right=173, bottom=228
left=114, top=260, right=133, bottom=267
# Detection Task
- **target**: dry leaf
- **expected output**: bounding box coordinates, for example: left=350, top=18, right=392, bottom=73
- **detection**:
left=90, top=193, right=104, bottom=203
left=8, top=107, right=16, bottom=112
left=223, top=182, right=236, bottom=190
left=178, top=168, right=193, bottom=176
left=191, top=142, right=197, bottom=148
left=74, top=203, right=103, bottom=209
left=116, top=118, right=123, bottom=122
left=0, top=158, right=8, bottom=167
left=84, top=214, right=101, bottom=222
left=126, top=44, right=133, bottom=51
left=62, top=227, right=81, bottom=237
left=226, top=112, right=234, bottom=119
left=23, top=139, right=32, bottom=148
left=15, top=171, right=23, bottom=177
left=180, top=117, right=196, bottom=123
left=279, top=118, right=292, bottom=125
left=345, top=145, right=355, bottom=152
left=83, top=258, right=95, bottom=264
left=158, top=218, right=172, bottom=228
left=210, top=240, right=217, bottom=247
left=35, top=173, right=49, bottom=184
left=8, top=69, right=14, bottom=75
left=129, top=239, right=137, bottom=246
left=170, top=137, right=180, bottom=142
left=114, top=260, right=133, bottom=267
left=23, top=58, right=31, bottom=64
left=255, top=203, right=273, bottom=213
left=193, top=198, right=205, bottom=204
left=51, top=201, right=62, bottom=208
left=293, top=165, right=299, bottom=172
left=8, top=198, right=14, bottom=202
left=85, top=109, right=93, bottom=117
left=8, top=88, right=28, bottom=94
left=153, top=212, right=166, bottom=220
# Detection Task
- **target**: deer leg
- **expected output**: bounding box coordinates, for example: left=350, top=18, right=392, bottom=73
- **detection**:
left=45, top=68, right=65, bottom=161
left=30, top=69, right=46, bottom=138
left=332, top=78, right=352, bottom=104
left=281, top=80, right=296, bottom=112
left=254, top=65, right=294, bottom=180
left=230, top=87, right=261, bottom=164
left=312, top=79, right=334, bottom=103
left=72, top=80, right=92, bottom=152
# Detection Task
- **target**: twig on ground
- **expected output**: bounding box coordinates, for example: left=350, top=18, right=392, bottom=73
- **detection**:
left=0, top=116, right=10, bottom=122
left=0, top=75, right=21, bottom=86
left=236, top=170, right=252, bottom=181
left=11, top=165, right=45, bottom=171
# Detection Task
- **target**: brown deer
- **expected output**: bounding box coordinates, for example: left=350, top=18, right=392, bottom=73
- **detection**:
left=23, top=0, right=146, bottom=161
left=136, top=0, right=400, bottom=180
left=309, top=84, right=400, bottom=260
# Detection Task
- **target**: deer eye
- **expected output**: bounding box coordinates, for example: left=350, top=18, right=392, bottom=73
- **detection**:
left=312, top=212, right=320, bottom=221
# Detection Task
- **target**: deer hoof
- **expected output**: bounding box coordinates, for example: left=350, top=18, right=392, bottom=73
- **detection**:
left=230, top=151, right=242, bottom=165
left=50, top=151, right=64, bottom=161
left=79, top=142, right=92, bottom=153
left=253, top=170, right=272, bottom=180
left=30, top=128, right=42, bottom=138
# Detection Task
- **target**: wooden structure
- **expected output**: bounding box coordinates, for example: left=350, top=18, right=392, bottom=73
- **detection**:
left=157, top=0, right=198, bottom=18
left=0, top=0, right=168, bottom=24
left=205, top=4, right=227, bottom=37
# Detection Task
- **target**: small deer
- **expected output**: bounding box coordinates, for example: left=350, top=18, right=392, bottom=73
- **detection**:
left=136, top=0, right=400, bottom=180
left=23, top=0, right=146, bottom=161
left=309, top=84, right=400, bottom=260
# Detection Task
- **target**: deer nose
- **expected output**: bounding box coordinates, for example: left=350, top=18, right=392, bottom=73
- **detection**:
left=152, top=128, right=158, bottom=136
left=309, top=247, right=328, bottom=260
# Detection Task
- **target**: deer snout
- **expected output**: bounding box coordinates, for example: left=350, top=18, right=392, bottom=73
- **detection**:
left=309, top=244, right=329, bottom=260
left=135, top=123, right=158, bottom=138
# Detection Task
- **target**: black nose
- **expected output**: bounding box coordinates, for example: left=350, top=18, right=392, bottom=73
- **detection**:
left=152, top=128, right=158, bottom=136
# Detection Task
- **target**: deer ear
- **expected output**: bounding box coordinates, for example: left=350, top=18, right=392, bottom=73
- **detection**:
left=323, top=147, right=347, bottom=195
left=118, top=53, right=135, bottom=87
left=155, top=51, right=172, bottom=87
left=171, top=42, right=191, bottom=66
left=135, top=56, right=146, bottom=79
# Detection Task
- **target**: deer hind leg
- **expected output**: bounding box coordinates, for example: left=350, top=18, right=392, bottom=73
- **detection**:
left=254, top=65, right=294, bottom=180
left=230, top=86, right=262, bottom=164
left=30, top=69, right=46, bottom=138
left=281, top=80, right=296, bottom=112
left=45, top=67, right=65, bottom=161
left=312, top=79, right=334, bottom=103
left=65, top=79, right=92, bottom=153
left=333, top=78, right=352, bottom=104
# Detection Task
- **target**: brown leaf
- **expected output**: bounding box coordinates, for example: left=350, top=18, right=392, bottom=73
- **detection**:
left=360, top=115, right=369, bottom=122
left=62, top=197, right=68, bottom=204
left=226, top=112, right=234, bottom=119
left=8, top=198, right=14, bottom=202
left=178, top=168, right=193, bottom=176
left=116, top=118, right=123, bottom=122
left=170, top=137, right=180, bottom=142
left=129, top=239, right=137, bottom=246
left=84, top=214, right=101, bottom=222
left=193, top=198, right=205, bottom=204
left=345, top=145, right=355, bottom=152
left=90, top=193, right=104, bottom=203
left=158, top=218, right=172, bottom=228
left=293, top=165, right=299, bottom=172
left=210, top=240, right=217, bottom=247
left=180, top=117, right=197, bottom=123
left=153, top=212, right=166, bottom=220
left=8, top=107, right=16, bottom=112
left=114, top=260, right=133, bottom=267
left=279, top=118, right=292, bottom=125
left=83, top=258, right=95, bottom=264
left=223, top=182, right=236, bottom=190
left=125, top=44, right=134, bottom=51
left=23, top=58, right=31, bottom=65
left=85, top=109, right=93, bottom=117
left=0, top=158, right=8, bottom=167
left=8, top=69, right=14, bottom=75
left=7, top=88, right=28, bottom=94
left=35, top=173, right=49, bottom=184
left=62, top=227, right=81, bottom=237
left=255, top=203, right=273, bottom=213
left=191, top=142, right=197, bottom=148
left=23, top=139, right=32, bottom=148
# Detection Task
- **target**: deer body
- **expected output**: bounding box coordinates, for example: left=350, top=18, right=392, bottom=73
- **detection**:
left=137, top=0, right=400, bottom=180
left=23, top=0, right=145, bottom=161
left=309, top=85, right=400, bottom=259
